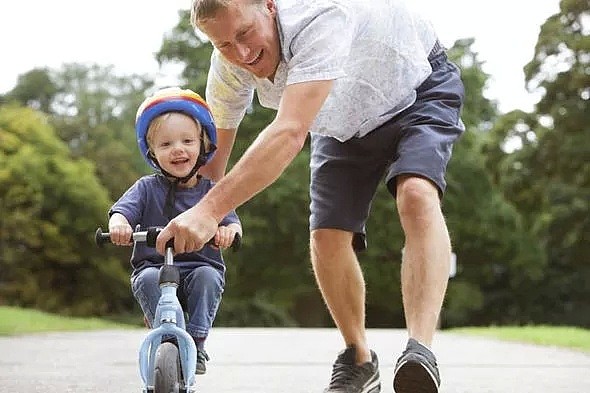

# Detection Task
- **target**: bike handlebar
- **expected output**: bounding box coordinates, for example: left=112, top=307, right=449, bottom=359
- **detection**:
left=95, top=227, right=241, bottom=252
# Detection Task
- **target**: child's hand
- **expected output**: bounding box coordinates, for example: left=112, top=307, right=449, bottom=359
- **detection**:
left=212, top=225, right=238, bottom=249
left=108, top=213, right=133, bottom=246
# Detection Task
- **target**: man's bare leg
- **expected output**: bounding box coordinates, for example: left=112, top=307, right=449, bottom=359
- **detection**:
left=397, top=176, right=450, bottom=347
left=311, top=228, right=371, bottom=364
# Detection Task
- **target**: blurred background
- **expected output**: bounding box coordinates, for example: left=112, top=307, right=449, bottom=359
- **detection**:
left=0, top=0, right=588, bottom=329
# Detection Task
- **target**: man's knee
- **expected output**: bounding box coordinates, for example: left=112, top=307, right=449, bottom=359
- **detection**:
left=396, top=176, right=441, bottom=220
left=310, top=229, right=353, bottom=260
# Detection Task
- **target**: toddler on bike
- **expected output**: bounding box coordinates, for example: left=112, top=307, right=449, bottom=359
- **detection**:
left=107, top=87, right=242, bottom=375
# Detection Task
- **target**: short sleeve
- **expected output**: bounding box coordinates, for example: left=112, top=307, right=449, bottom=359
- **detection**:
left=284, top=4, right=353, bottom=85
left=206, top=49, right=256, bottom=129
left=109, top=178, right=147, bottom=226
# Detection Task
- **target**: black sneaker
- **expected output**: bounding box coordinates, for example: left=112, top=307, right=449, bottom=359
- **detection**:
left=324, top=346, right=381, bottom=393
left=393, top=338, right=440, bottom=393
left=195, top=349, right=209, bottom=375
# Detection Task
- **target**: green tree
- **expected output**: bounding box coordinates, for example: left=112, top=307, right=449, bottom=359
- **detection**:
left=49, top=63, right=154, bottom=199
left=493, top=0, right=589, bottom=325
left=0, top=105, right=132, bottom=315
left=2, top=68, right=60, bottom=113
left=5, top=63, right=155, bottom=200
left=156, top=10, right=214, bottom=94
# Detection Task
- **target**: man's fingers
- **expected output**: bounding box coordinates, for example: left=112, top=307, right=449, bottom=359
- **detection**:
left=155, top=209, right=217, bottom=254
left=156, top=226, right=174, bottom=254
left=173, top=235, right=188, bottom=254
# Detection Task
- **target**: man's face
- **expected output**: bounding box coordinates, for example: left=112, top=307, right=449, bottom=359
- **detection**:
left=199, top=0, right=280, bottom=79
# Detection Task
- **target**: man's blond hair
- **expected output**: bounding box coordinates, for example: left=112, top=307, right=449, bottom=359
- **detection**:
left=190, top=0, right=266, bottom=28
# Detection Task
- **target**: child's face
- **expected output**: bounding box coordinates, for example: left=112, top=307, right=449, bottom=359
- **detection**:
left=149, top=113, right=203, bottom=181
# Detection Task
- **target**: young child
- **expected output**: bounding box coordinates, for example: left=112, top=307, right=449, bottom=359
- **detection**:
left=108, top=87, right=242, bottom=375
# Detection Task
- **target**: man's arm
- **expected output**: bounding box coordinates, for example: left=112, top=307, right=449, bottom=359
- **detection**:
left=155, top=79, right=333, bottom=254
left=202, top=79, right=333, bottom=222
left=199, top=127, right=237, bottom=182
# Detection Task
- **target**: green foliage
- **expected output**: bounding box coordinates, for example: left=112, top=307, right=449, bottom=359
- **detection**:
left=447, top=38, right=497, bottom=128
left=445, top=130, right=545, bottom=325
left=216, top=296, right=298, bottom=327
left=0, top=105, right=132, bottom=316
left=219, top=141, right=320, bottom=325
left=49, top=63, right=154, bottom=199
left=3, top=68, right=59, bottom=113
left=5, top=62, right=154, bottom=200
left=156, top=10, right=214, bottom=94
left=481, top=0, right=590, bottom=325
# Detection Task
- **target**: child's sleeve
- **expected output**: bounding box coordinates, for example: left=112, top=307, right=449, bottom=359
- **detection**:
left=219, top=209, right=241, bottom=228
left=108, top=178, right=147, bottom=227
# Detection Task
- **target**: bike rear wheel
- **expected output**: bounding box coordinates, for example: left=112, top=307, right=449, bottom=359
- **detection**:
left=154, top=342, right=182, bottom=393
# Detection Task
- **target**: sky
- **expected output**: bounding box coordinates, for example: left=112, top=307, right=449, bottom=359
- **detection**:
left=0, top=0, right=561, bottom=113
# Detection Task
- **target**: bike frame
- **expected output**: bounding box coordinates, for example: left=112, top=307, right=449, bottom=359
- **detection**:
left=138, top=245, right=197, bottom=392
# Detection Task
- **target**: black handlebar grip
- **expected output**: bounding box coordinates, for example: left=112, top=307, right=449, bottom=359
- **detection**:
left=145, top=227, right=174, bottom=249
left=230, top=233, right=242, bottom=252
left=95, top=227, right=112, bottom=247
left=145, top=227, right=161, bottom=248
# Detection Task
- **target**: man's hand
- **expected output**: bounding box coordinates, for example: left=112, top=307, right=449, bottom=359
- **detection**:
left=155, top=204, right=218, bottom=254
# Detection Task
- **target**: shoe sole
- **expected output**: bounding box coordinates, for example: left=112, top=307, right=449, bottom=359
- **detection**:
left=324, top=372, right=381, bottom=393
left=393, top=361, right=438, bottom=393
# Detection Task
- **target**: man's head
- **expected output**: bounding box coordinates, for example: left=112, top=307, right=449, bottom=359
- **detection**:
left=191, top=0, right=281, bottom=79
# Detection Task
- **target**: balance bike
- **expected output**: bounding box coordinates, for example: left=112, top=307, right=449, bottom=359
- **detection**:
left=95, top=226, right=240, bottom=393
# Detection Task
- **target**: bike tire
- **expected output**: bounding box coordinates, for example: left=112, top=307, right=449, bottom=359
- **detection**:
left=154, top=342, right=182, bottom=393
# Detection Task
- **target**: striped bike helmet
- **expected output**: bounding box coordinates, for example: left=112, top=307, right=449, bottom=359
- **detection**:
left=135, top=87, right=217, bottom=171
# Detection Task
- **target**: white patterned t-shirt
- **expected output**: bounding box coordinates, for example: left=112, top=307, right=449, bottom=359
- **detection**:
left=205, top=0, right=438, bottom=141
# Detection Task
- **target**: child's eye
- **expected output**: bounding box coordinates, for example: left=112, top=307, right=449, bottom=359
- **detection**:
left=159, top=142, right=170, bottom=147
left=184, top=138, right=197, bottom=144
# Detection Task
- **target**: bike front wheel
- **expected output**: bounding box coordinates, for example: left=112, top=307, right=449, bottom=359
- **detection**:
left=154, top=342, right=182, bottom=393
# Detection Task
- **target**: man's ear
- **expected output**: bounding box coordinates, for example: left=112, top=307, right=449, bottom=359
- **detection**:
left=266, top=0, right=277, bottom=16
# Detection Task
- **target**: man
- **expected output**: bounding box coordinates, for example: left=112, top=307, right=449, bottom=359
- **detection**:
left=156, top=1, right=465, bottom=392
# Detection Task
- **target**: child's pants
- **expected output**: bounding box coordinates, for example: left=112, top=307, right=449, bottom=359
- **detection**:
left=131, top=264, right=224, bottom=340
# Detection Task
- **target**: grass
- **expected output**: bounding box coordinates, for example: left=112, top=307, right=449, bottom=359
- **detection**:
left=0, top=306, right=134, bottom=336
left=2, top=306, right=589, bottom=353
left=449, top=325, right=590, bottom=352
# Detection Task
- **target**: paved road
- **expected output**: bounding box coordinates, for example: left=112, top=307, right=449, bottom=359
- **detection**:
left=1, top=328, right=589, bottom=392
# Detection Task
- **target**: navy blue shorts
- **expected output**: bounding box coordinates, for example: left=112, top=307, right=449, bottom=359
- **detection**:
left=309, top=50, right=465, bottom=251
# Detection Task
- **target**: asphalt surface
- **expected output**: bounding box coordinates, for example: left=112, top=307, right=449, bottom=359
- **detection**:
left=1, top=328, right=589, bottom=392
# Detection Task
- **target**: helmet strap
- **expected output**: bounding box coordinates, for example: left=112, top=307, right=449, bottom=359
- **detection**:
left=163, top=180, right=179, bottom=221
